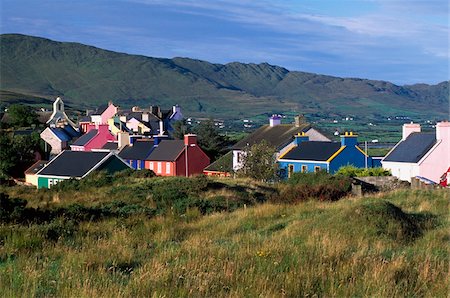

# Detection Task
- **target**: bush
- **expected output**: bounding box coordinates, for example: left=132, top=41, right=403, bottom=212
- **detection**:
left=336, top=165, right=391, bottom=177
left=271, top=171, right=352, bottom=203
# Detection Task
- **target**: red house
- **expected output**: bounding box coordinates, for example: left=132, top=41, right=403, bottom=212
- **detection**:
left=145, top=134, right=210, bottom=176
left=70, top=124, right=116, bottom=151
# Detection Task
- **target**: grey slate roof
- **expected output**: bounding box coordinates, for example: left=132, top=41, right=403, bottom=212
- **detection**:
left=37, top=151, right=110, bottom=177
left=146, top=140, right=185, bottom=161
left=281, top=141, right=341, bottom=161
left=102, top=141, right=119, bottom=150
left=119, top=140, right=155, bottom=160
left=72, top=129, right=97, bottom=146
left=232, top=124, right=311, bottom=150
left=383, top=132, right=436, bottom=163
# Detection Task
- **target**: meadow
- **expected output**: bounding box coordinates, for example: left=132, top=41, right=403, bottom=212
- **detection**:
left=0, top=174, right=449, bottom=297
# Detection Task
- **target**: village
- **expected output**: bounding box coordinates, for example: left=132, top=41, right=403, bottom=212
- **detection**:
left=6, top=97, right=447, bottom=189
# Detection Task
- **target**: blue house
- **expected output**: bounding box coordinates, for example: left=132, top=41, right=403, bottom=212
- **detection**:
left=118, top=139, right=155, bottom=170
left=278, top=132, right=371, bottom=178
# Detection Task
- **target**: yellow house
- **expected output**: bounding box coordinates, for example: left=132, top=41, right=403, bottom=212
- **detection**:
left=25, top=160, right=47, bottom=186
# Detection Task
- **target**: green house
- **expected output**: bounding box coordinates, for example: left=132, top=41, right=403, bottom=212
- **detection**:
left=36, top=150, right=131, bottom=189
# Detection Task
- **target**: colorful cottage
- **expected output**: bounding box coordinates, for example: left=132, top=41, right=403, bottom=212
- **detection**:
left=382, top=121, right=450, bottom=183
left=24, top=160, right=47, bottom=187
left=145, top=134, right=210, bottom=176
left=70, top=124, right=116, bottom=151
left=232, top=115, right=330, bottom=171
left=40, top=125, right=81, bottom=155
left=119, top=139, right=155, bottom=170
left=203, top=151, right=233, bottom=177
left=35, top=151, right=131, bottom=189
left=278, top=132, right=371, bottom=177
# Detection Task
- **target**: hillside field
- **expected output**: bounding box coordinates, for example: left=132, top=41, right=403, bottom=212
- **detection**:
left=0, top=174, right=449, bottom=297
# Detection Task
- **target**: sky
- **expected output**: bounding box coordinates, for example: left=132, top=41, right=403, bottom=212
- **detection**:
left=1, top=0, right=449, bottom=85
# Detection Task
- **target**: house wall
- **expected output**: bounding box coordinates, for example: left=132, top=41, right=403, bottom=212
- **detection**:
left=25, top=174, right=38, bottom=186
left=37, top=176, right=68, bottom=189
left=278, top=160, right=327, bottom=178
left=40, top=128, right=66, bottom=155
left=101, top=104, right=118, bottom=124
left=184, top=145, right=210, bottom=176
left=328, top=146, right=369, bottom=173
left=381, top=161, right=419, bottom=182
left=145, top=160, right=175, bottom=176
left=419, top=122, right=450, bottom=183
left=232, top=150, right=245, bottom=171
left=91, top=115, right=102, bottom=125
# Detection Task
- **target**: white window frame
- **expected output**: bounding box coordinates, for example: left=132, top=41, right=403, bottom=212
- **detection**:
left=157, top=162, right=162, bottom=174
left=166, top=162, right=171, bottom=174
left=149, top=162, right=154, bottom=170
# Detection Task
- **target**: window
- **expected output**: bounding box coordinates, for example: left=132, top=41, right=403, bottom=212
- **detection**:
left=137, top=162, right=141, bottom=170
left=157, top=162, right=162, bottom=174
left=166, top=162, right=171, bottom=174
left=149, top=162, right=154, bottom=170
left=237, top=152, right=243, bottom=163
left=288, top=164, right=294, bottom=178
left=314, top=166, right=321, bottom=173
left=301, top=165, right=308, bottom=173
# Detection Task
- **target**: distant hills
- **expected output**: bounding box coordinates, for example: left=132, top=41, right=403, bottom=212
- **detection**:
left=1, top=34, right=448, bottom=119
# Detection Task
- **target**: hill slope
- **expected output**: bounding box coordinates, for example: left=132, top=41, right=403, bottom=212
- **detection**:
left=1, top=34, right=448, bottom=119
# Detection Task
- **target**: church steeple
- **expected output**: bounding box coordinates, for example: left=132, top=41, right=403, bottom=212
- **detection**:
left=46, top=97, right=77, bottom=129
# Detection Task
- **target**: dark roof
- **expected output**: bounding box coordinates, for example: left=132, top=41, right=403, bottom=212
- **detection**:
left=62, top=125, right=80, bottom=138
left=72, top=129, right=97, bottom=146
left=204, top=151, right=232, bottom=173
left=37, top=151, right=110, bottom=177
left=281, top=141, right=341, bottom=161
left=146, top=140, right=185, bottom=161
left=113, top=121, right=132, bottom=133
left=93, top=104, right=109, bottom=115
left=119, top=140, right=155, bottom=160
left=25, top=160, right=48, bottom=175
left=102, top=141, right=119, bottom=150
left=384, top=132, right=436, bottom=163
left=78, top=116, right=91, bottom=123
left=50, top=127, right=71, bottom=141
left=232, top=124, right=311, bottom=150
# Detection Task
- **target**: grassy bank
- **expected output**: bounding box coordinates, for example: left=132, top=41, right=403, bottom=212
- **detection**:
left=0, top=177, right=449, bottom=296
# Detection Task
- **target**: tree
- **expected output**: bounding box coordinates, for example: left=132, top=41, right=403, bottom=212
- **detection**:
left=0, top=132, right=42, bottom=178
left=171, top=119, right=192, bottom=140
left=193, top=119, right=228, bottom=161
left=7, top=104, right=39, bottom=128
left=237, top=140, right=277, bottom=181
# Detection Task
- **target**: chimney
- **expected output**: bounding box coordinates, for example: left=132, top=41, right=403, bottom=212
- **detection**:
left=269, top=115, right=281, bottom=127
left=97, top=124, right=110, bottom=135
left=159, top=120, right=165, bottom=135
left=436, top=121, right=450, bottom=141
left=293, top=132, right=309, bottom=145
left=294, top=115, right=305, bottom=127
left=118, top=132, right=130, bottom=148
left=184, top=134, right=197, bottom=146
left=151, top=106, right=161, bottom=118
left=402, top=122, right=421, bottom=140
left=87, top=123, right=96, bottom=132
left=142, top=113, right=149, bottom=122
left=341, top=131, right=358, bottom=147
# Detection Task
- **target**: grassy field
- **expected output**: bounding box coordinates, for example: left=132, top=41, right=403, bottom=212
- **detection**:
left=0, top=176, right=449, bottom=297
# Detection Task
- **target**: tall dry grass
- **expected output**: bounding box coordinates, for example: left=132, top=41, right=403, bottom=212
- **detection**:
left=0, top=187, right=449, bottom=297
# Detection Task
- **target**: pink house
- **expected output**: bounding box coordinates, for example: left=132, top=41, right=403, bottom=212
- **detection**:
left=70, top=124, right=116, bottom=151
left=91, top=102, right=118, bottom=125
left=382, top=121, right=450, bottom=183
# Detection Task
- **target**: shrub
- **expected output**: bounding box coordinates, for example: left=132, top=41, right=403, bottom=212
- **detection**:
left=336, top=165, right=391, bottom=177
left=271, top=171, right=352, bottom=203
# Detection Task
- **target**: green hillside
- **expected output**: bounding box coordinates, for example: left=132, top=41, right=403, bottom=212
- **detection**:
left=1, top=34, right=448, bottom=120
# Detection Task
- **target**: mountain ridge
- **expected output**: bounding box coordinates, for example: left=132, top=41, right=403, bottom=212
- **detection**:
left=1, top=34, right=448, bottom=119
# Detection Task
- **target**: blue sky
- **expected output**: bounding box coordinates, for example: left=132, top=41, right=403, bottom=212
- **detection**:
left=1, top=0, right=448, bottom=85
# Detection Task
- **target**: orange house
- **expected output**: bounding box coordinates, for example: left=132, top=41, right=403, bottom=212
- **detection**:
left=145, top=134, right=210, bottom=177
